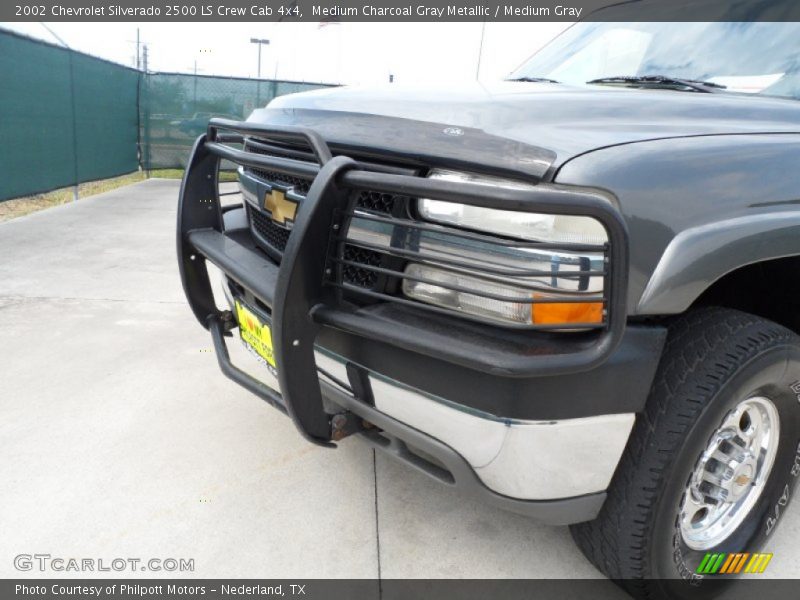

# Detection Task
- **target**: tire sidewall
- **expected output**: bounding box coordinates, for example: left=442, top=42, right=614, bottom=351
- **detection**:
left=649, top=343, right=800, bottom=597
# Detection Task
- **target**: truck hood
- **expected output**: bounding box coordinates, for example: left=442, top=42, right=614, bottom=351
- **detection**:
left=254, top=81, right=800, bottom=179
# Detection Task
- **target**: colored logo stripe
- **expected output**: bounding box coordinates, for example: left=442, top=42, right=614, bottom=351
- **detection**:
left=731, top=553, right=750, bottom=574
left=697, top=553, right=773, bottom=574
left=720, top=554, right=736, bottom=573
left=745, top=553, right=773, bottom=573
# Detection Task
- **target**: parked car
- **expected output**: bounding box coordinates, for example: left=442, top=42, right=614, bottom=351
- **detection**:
left=170, top=112, right=240, bottom=137
left=177, top=13, right=800, bottom=600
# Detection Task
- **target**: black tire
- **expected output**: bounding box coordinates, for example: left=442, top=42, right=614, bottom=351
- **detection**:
left=571, top=308, right=800, bottom=599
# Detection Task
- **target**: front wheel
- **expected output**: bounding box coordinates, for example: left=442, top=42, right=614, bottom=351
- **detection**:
left=571, top=308, right=800, bottom=599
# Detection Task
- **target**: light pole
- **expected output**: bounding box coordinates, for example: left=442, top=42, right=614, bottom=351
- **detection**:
left=250, top=37, right=270, bottom=107
left=250, top=38, right=270, bottom=78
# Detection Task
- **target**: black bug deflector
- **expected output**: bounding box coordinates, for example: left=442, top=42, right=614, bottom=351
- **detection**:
left=177, top=118, right=630, bottom=446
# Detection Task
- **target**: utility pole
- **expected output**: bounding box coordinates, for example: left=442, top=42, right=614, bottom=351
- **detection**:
left=142, top=44, right=148, bottom=73
left=476, top=22, right=486, bottom=80
left=135, top=28, right=140, bottom=70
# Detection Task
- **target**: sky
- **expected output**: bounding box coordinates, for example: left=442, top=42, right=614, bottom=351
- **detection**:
left=0, top=21, right=570, bottom=85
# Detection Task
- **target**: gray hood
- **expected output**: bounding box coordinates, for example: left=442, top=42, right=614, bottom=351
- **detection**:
left=253, top=81, right=800, bottom=179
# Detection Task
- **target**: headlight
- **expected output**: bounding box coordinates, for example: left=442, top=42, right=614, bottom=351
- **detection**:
left=345, top=169, right=609, bottom=329
left=402, top=264, right=604, bottom=327
left=418, top=169, right=608, bottom=245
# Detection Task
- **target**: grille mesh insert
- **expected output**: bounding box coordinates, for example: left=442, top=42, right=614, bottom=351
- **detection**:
left=244, top=141, right=313, bottom=195
left=356, top=190, right=402, bottom=214
left=248, top=169, right=312, bottom=195
left=249, top=206, right=291, bottom=252
left=342, top=245, right=383, bottom=288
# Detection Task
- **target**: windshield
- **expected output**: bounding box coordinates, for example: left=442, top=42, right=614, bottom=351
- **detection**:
left=510, top=22, right=800, bottom=100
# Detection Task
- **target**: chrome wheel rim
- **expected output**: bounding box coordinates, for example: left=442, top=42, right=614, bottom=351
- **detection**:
left=679, top=396, right=780, bottom=550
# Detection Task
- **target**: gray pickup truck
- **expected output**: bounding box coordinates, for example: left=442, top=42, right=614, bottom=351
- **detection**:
left=177, top=16, right=800, bottom=600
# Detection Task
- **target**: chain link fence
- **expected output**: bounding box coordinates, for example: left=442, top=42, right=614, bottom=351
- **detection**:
left=0, top=29, right=335, bottom=201
left=141, top=74, right=331, bottom=170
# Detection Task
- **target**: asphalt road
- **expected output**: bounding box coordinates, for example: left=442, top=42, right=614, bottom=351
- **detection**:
left=0, top=179, right=797, bottom=584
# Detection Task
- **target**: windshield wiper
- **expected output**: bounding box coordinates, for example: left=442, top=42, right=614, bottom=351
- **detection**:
left=587, top=75, right=727, bottom=93
left=506, top=76, right=560, bottom=84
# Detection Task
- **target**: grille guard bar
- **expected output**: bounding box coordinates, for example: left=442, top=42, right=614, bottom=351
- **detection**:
left=177, top=118, right=630, bottom=445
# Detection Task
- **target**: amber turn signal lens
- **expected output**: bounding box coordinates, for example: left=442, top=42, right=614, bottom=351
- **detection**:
left=532, top=296, right=604, bottom=325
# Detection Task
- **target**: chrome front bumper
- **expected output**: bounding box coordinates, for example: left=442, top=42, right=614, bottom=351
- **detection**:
left=221, top=279, right=633, bottom=503
left=317, top=348, right=634, bottom=501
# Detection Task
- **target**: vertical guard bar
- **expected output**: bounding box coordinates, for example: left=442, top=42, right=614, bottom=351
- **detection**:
left=272, top=156, right=358, bottom=444
left=177, top=134, right=224, bottom=327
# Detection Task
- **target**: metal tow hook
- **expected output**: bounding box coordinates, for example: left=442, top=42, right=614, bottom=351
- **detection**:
left=219, top=310, right=236, bottom=337
left=330, top=412, right=362, bottom=442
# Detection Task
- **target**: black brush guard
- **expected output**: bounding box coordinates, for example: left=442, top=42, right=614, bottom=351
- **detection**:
left=177, top=118, right=629, bottom=447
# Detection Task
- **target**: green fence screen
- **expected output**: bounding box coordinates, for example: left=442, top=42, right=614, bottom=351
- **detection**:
left=0, top=29, right=335, bottom=201
left=0, top=31, right=139, bottom=201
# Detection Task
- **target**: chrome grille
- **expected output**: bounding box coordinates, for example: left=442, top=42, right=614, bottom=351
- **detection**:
left=243, top=140, right=313, bottom=194
left=241, top=137, right=414, bottom=293
left=249, top=169, right=312, bottom=195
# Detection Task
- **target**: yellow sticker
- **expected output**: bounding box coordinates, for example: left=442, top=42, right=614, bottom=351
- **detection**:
left=234, top=300, right=276, bottom=368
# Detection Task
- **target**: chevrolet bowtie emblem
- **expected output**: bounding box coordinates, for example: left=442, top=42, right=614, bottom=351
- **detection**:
left=264, top=189, right=297, bottom=226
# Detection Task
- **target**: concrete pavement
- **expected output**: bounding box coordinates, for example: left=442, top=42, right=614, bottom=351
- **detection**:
left=0, top=179, right=797, bottom=583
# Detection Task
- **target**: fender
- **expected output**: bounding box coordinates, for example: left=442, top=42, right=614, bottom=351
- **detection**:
left=637, top=212, right=800, bottom=314
left=554, top=133, right=800, bottom=315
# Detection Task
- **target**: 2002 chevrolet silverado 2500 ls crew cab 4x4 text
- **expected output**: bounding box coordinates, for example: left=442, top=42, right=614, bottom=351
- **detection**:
left=176, top=11, right=800, bottom=600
